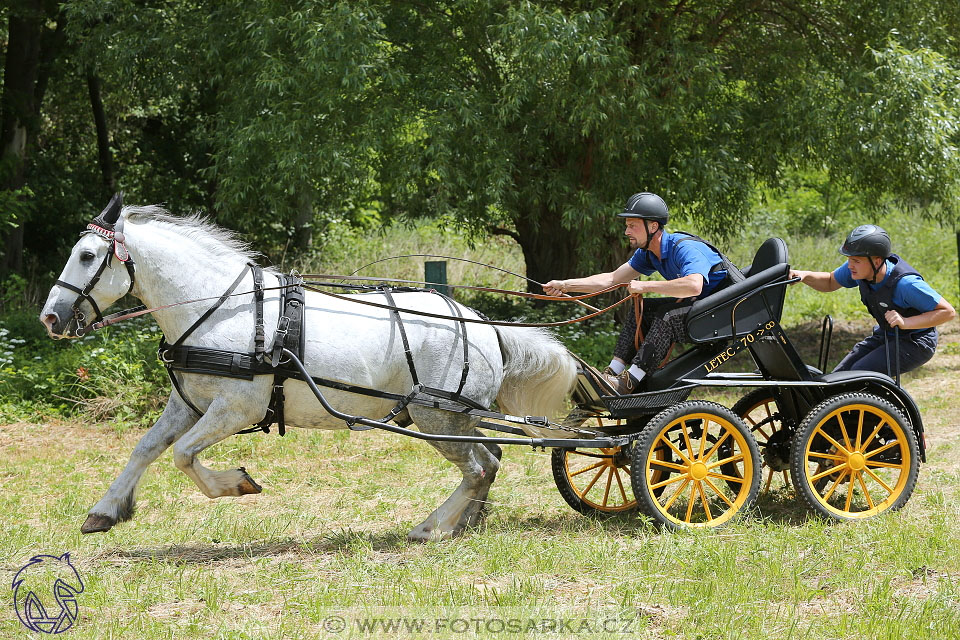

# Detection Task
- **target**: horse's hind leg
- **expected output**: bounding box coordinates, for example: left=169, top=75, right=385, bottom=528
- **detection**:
left=172, top=396, right=267, bottom=498
left=82, top=392, right=198, bottom=534
left=406, top=409, right=500, bottom=542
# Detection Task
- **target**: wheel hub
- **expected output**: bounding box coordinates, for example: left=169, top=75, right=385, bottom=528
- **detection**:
left=689, top=461, right=708, bottom=480
left=847, top=451, right=866, bottom=471
left=762, top=427, right=792, bottom=471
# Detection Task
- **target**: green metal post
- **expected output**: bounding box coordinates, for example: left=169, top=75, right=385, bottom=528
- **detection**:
left=425, top=261, right=451, bottom=297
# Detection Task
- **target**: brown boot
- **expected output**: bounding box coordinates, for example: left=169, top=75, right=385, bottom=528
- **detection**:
left=613, top=370, right=641, bottom=395
left=600, top=367, right=641, bottom=395
left=600, top=366, right=620, bottom=390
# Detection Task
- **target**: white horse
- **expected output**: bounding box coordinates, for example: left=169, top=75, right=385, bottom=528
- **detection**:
left=40, top=200, right=576, bottom=541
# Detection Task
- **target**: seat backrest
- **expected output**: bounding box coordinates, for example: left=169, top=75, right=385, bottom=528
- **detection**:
left=741, top=237, right=788, bottom=278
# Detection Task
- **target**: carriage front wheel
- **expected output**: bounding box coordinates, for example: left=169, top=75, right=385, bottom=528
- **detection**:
left=790, top=392, right=919, bottom=520
left=630, top=401, right=761, bottom=529
left=551, top=418, right=640, bottom=515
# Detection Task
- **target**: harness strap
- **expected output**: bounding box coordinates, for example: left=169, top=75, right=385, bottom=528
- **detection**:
left=382, top=289, right=420, bottom=386
left=253, top=265, right=266, bottom=362
left=167, top=367, right=205, bottom=417
left=174, top=263, right=252, bottom=347
left=443, top=294, right=471, bottom=398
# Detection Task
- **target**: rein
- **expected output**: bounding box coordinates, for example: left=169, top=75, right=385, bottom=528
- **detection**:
left=79, top=273, right=632, bottom=335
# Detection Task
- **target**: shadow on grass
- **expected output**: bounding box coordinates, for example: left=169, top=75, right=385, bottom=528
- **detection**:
left=101, top=528, right=411, bottom=564
left=98, top=491, right=822, bottom=566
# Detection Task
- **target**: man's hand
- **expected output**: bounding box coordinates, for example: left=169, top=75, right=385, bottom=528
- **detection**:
left=626, top=280, right=648, bottom=295
left=789, top=269, right=806, bottom=283
left=543, top=280, right=567, bottom=296
left=885, top=309, right=905, bottom=329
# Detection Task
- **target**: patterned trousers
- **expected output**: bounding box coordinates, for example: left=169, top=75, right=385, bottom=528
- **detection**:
left=612, top=297, right=694, bottom=372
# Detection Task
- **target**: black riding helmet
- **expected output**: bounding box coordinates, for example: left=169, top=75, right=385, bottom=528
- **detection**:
left=840, top=224, right=891, bottom=283
left=840, top=225, right=892, bottom=258
left=618, top=192, right=669, bottom=224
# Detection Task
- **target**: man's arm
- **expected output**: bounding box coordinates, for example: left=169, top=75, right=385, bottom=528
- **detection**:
left=885, top=298, right=957, bottom=330
left=789, top=269, right=841, bottom=292
left=544, top=262, right=639, bottom=295
left=627, top=273, right=704, bottom=298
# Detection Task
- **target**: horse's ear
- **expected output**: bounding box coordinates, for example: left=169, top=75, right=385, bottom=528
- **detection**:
left=98, top=192, right=124, bottom=226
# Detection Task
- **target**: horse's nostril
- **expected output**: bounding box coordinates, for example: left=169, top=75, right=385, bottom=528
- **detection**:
left=42, top=313, right=59, bottom=330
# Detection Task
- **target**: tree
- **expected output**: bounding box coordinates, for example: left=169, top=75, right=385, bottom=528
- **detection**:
left=371, top=1, right=960, bottom=286
left=7, top=0, right=960, bottom=285
left=1, top=0, right=65, bottom=276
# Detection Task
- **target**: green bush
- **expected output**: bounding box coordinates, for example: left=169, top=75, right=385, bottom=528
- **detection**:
left=0, top=312, right=167, bottom=428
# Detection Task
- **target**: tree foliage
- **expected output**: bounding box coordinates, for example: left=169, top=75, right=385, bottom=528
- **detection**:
left=3, top=0, right=960, bottom=285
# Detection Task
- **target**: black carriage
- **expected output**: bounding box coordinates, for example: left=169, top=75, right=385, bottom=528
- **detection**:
left=286, top=236, right=923, bottom=530
left=551, top=237, right=923, bottom=529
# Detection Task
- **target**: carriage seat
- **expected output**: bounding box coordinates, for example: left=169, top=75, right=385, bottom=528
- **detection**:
left=686, top=237, right=789, bottom=344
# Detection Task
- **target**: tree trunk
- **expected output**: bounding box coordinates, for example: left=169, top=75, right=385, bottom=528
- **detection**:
left=1, top=12, right=44, bottom=275
left=86, top=70, right=115, bottom=192
left=513, top=203, right=625, bottom=293
left=291, top=190, right=314, bottom=253
left=1, top=4, right=64, bottom=276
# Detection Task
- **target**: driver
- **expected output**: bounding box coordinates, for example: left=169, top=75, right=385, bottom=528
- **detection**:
left=544, top=192, right=735, bottom=394
left=790, top=224, right=955, bottom=376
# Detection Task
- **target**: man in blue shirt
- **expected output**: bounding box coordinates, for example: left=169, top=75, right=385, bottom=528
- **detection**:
left=790, top=225, right=955, bottom=376
left=544, top=192, right=730, bottom=394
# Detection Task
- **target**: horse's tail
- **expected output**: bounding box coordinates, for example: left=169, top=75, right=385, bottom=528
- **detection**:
left=494, top=326, right=577, bottom=419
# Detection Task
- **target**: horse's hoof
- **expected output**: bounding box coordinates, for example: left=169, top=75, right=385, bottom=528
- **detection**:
left=237, top=468, right=262, bottom=494
left=81, top=514, right=115, bottom=534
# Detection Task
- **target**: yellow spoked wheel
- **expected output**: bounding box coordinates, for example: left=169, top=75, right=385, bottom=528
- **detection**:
left=552, top=418, right=640, bottom=515
left=732, top=389, right=792, bottom=492
left=630, top=401, right=760, bottom=529
left=790, top=392, right=919, bottom=520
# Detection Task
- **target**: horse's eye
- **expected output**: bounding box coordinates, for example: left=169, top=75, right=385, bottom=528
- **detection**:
left=79, top=251, right=96, bottom=262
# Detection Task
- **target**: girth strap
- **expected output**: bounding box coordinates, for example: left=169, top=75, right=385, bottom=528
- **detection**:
left=438, top=292, right=470, bottom=398
left=248, top=273, right=306, bottom=437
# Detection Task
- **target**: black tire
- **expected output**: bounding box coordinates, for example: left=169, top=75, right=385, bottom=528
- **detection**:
left=630, top=401, right=761, bottom=529
left=790, top=392, right=919, bottom=520
left=551, top=444, right=638, bottom=515
left=732, top=389, right=792, bottom=491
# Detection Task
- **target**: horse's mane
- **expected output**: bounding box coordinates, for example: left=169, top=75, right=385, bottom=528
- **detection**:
left=123, top=205, right=261, bottom=263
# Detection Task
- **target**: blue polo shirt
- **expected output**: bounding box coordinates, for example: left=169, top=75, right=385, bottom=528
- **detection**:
left=628, top=232, right=727, bottom=297
left=834, top=260, right=942, bottom=334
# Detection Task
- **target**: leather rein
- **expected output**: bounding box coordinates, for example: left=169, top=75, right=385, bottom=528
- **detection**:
left=75, top=269, right=633, bottom=335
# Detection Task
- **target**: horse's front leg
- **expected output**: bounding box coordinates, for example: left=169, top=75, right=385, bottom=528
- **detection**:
left=82, top=392, right=198, bottom=534
left=172, top=393, right=267, bottom=499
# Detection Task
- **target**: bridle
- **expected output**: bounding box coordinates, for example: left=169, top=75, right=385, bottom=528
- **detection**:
left=55, top=194, right=136, bottom=334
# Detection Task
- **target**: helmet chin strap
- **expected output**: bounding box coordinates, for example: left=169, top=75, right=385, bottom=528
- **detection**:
left=638, top=220, right=658, bottom=251
left=869, top=256, right=884, bottom=283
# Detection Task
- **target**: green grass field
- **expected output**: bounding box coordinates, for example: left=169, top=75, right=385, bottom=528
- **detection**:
left=2, top=213, right=959, bottom=639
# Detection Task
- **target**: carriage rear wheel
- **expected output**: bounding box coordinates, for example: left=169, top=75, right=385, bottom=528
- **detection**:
left=630, top=401, right=760, bottom=529
left=551, top=418, right=640, bottom=515
left=790, top=392, right=919, bottom=520
left=732, top=389, right=792, bottom=493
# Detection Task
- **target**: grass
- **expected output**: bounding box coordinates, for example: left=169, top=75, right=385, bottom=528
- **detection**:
left=1, top=321, right=959, bottom=639
left=2, top=210, right=959, bottom=638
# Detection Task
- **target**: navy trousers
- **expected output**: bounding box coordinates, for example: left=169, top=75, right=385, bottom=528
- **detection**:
left=833, top=328, right=938, bottom=376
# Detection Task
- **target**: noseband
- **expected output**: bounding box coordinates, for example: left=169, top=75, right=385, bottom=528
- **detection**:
left=55, top=215, right=136, bottom=334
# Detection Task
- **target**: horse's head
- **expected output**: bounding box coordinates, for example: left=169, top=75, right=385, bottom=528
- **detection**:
left=40, top=194, right=137, bottom=338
